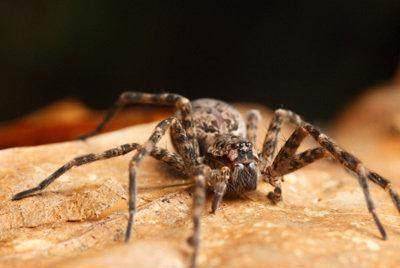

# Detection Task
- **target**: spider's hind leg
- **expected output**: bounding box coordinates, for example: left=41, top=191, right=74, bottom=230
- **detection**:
left=78, top=92, right=196, bottom=150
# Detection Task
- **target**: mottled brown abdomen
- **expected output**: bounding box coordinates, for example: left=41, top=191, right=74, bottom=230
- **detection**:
left=190, top=99, right=246, bottom=155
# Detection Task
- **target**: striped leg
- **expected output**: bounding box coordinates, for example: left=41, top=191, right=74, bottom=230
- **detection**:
left=124, top=117, right=177, bottom=242
left=11, top=145, right=185, bottom=201
left=261, top=109, right=302, bottom=164
left=303, top=122, right=400, bottom=239
left=188, top=165, right=209, bottom=268
left=264, top=147, right=328, bottom=203
left=262, top=108, right=400, bottom=240
left=78, top=92, right=198, bottom=155
left=302, top=122, right=400, bottom=211
left=272, top=127, right=308, bottom=164
left=271, top=147, right=328, bottom=177
left=170, top=119, right=199, bottom=166
left=12, top=143, right=141, bottom=200
left=263, top=127, right=309, bottom=203
left=246, top=109, right=261, bottom=145
left=150, top=147, right=186, bottom=174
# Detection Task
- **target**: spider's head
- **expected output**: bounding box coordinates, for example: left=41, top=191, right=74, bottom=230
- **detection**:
left=208, top=135, right=259, bottom=193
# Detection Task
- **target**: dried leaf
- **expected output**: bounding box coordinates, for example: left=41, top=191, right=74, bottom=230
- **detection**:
left=0, top=104, right=399, bottom=268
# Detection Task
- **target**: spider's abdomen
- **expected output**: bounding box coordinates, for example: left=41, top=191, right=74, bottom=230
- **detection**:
left=190, top=99, right=246, bottom=154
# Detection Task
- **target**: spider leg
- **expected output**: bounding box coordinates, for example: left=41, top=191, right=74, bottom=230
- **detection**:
left=150, top=147, right=186, bottom=174
left=263, top=108, right=400, bottom=240
left=78, top=92, right=198, bottom=153
left=273, top=127, right=308, bottom=164
left=12, top=142, right=141, bottom=200
left=273, top=146, right=388, bottom=239
left=261, top=109, right=302, bottom=164
left=170, top=119, right=199, bottom=166
left=122, top=117, right=177, bottom=241
left=302, top=121, right=400, bottom=212
left=12, top=144, right=185, bottom=202
left=264, top=146, right=328, bottom=204
left=271, top=147, right=328, bottom=177
left=262, top=126, right=308, bottom=203
left=246, top=109, right=261, bottom=145
left=188, top=165, right=209, bottom=268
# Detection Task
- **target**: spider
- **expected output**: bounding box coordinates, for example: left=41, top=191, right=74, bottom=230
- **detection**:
left=11, top=92, right=400, bottom=268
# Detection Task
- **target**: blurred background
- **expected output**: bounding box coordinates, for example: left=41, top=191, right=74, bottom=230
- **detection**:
left=1, top=1, right=400, bottom=122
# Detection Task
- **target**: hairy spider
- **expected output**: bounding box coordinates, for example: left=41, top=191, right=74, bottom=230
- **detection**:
left=11, top=92, right=400, bottom=268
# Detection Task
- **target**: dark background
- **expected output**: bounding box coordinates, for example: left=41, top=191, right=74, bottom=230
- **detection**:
left=1, top=1, right=400, bottom=122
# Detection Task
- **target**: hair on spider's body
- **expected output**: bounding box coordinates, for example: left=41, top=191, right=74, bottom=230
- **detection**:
left=188, top=99, right=259, bottom=195
left=11, top=92, right=400, bottom=268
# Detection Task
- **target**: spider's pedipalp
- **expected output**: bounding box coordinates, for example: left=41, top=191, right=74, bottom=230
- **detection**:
left=210, top=166, right=230, bottom=213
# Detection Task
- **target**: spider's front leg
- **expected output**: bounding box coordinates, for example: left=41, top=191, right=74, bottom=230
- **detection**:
left=188, top=164, right=208, bottom=268
left=261, top=108, right=400, bottom=240
left=187, top=164, right=230, bottom=268
left=124, top=116, right=178, bottom=241
left=260, top=114, right=308, bottom=203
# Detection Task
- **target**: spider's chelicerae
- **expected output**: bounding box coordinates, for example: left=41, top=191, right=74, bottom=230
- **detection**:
left=11, top=92, right=400, bottom=268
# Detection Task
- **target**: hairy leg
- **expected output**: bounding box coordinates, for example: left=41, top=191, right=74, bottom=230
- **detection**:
left=246, top=109, right=261, bottom=145
left=261, top=109, right=302, bottom=164
left=263, top=127, right=308, bottom=203
left=271, top=147, right=328, bottom=177
left=262, top=108, right=400, bottom=239
left=302, top=121, right=400, bottom=214
left=12, top=143, right=141, bottom=200
left=272, top=127, right=308, bottom=164
left=12, top=144, right=185, bottom=201
left=170, top=119, right=199, bottom=166
left=150, top=147, right=186, bottom=174
left=78, top=92, right=199, bottom=156
left=187, top=165, right=209, bottom=268
left=123, top=117, right=178, bottom=241
left=264, top=147, right=328, bottom=204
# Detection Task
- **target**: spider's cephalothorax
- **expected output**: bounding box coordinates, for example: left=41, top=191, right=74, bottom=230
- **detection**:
left=205, top=134, right=259, bottom=195
left=11, top=92, right=400, bottom=268
left=187, top=99, right=259, bottom=195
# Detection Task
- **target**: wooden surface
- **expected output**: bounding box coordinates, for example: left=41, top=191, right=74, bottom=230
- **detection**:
left=0, top=102, right=400, bottom=267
